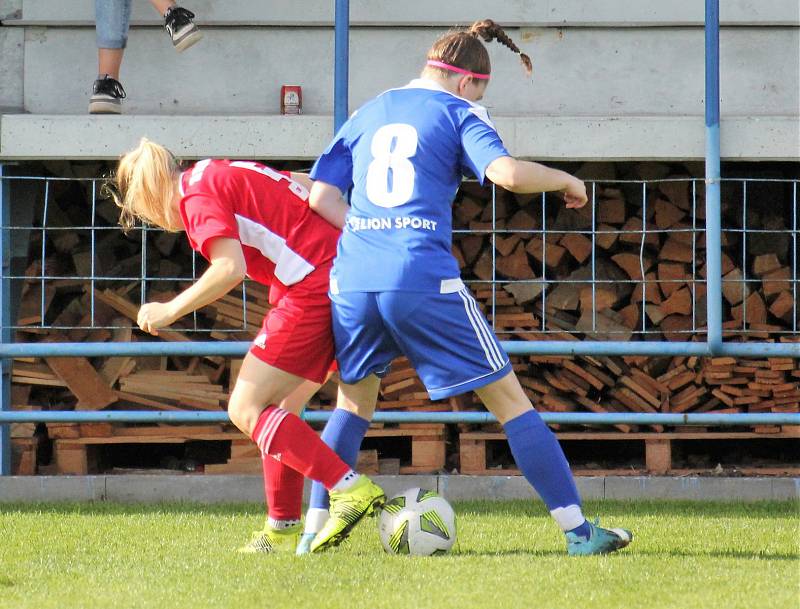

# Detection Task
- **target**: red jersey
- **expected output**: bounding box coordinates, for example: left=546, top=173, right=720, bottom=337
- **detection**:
left=178, top=160, right=341, bottom=302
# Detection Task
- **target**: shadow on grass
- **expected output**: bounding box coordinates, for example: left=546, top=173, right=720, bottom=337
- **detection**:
left=452, top=548, right=799, bottom=560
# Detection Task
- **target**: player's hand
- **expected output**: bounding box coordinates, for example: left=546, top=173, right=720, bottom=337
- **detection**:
left=561, top=177, right=588, bottom=209
left=137, top=302, right=177, bottom=336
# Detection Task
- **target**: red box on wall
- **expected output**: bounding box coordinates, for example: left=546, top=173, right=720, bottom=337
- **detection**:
left=281, top=85, right=302, bottom=115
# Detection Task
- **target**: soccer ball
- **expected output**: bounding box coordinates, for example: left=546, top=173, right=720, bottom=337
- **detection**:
left=377, top=488, right=456, bottom=555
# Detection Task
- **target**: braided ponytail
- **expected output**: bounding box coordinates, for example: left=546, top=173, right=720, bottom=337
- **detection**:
left=469, top=19, right=532, bottom=76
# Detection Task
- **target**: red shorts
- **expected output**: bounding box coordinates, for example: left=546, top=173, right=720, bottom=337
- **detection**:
left=249, top=271, right=335, bottom=385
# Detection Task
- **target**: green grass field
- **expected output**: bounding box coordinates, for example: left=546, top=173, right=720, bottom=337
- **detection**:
left=1, top=500, right=797, bottom=609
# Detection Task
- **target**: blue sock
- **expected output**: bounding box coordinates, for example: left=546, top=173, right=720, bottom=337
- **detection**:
left=308, top=409, right=370, bottom=511
left=503, top=410, right=591, bottom=538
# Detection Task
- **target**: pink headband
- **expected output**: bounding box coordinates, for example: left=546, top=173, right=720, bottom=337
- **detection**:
left=426, top=60, right=490, bottom=80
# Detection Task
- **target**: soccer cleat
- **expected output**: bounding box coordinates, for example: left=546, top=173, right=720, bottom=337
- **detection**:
left=88, top=76, right=126, bottom=114
left=566, top=519, right=633, bottom=556
left=309, top=476, right=386, bottom=553
left=164, top=6, right=203, bottom=52
left=295, top=532, right=316, bottom=556
left=237, top=523, right=301, bottom=554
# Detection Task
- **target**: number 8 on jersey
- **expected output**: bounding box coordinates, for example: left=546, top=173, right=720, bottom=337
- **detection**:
left=366, top=123, right=418, bottom=208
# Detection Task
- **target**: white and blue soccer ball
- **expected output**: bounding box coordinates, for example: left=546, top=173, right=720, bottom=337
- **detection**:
left=378, top=488, right=456, bottom=556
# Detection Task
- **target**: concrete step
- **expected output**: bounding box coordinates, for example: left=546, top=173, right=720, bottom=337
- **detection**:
left=5, top=25, right=799, bottom=118
left=1, top=113, right=797, bottom=161
left=0, top=474, right=796, bottom=503
left=9, top=0, right=800, bottom=26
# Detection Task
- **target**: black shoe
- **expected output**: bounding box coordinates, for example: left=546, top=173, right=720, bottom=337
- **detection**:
left=89, top=76, right=126, bottom=114
left=164, top=6, right=202, bottom=52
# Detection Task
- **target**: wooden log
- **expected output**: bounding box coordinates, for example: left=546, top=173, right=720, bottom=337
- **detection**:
left=506, top=209, right=538, bottom=232
left=579, top=287, right=618, bottom=313
left=660, top=237, right=695, bottom=263
left=612, top=253, right=652, bottom=281
left=526, top=237, right=567, bottom=269
left=454, top=196, right=484, bottom=223
left=753, top=253, right=782, bottom=277
left=597, top=198, right=625, bottom=224
left=45, top=350, right=119, bottom=410
left=659, top=287, right=692, bottom=317
left=731, top=291, right=768, bottom=326
left=618, top=218, right=659, bottom=248
left=762, top=267, right=792, bottom=297
left=560, top=233, right=593, bottom=264
left=658, top=263, right=688, bottom=298
left=496, top=242, right=536, bottom=279
left=658, top=180, right=691, bottom=211
left=595, top=224, right=619, bottom=250
left=495, top=234, right=522, bottom=257
left=654, top=198, right=686, bottom=229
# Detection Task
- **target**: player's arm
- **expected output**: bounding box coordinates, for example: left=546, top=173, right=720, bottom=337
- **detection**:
left=485, top=156, right=588, bottom=209
left=137, top=237, right=246, bottom=336
left=309, top=181, right=350, bottom=230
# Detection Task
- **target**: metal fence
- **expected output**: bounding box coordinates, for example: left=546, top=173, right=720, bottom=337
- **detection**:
left=1, top=0, right=799, bottom=476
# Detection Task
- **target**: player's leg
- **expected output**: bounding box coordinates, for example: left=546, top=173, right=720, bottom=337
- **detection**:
left=299, top=375, right=380, bottom=554
left=231, top=352, right=383, bottom=553
left=91, top=0, right=130, bottom=113
left=302, top=290, right=398, bottom=552
left=240, top=378, right=322, bottom=553
left=384, top=283, right=631, bottom=555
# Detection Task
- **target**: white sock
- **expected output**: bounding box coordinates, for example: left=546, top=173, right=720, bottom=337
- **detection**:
left=268, top=517, right=301, bottom=530
left=330, top=470, right=359, bottom=492
left=550, top=504, right=586, bottom=532
left=303, top=508, right=330, bottom=535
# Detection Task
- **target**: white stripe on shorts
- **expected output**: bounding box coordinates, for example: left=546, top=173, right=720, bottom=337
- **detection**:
left=464, top=290, right=506, bottom=370
left=457, top=288, right=504, bottom=371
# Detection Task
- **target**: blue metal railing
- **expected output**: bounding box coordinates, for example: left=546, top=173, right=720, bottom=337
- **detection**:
left=1, top=0, right=798, bottom=476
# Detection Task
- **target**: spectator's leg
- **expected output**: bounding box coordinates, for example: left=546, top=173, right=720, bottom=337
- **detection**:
left=148, top=0, right=176, bottom=17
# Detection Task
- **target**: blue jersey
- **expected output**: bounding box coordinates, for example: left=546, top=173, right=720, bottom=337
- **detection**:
left=310, top=78, right=509, bottom=293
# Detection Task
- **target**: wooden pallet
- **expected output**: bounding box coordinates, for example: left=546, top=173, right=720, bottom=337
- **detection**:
left=51, top=424, right=447, bottom=475
left=459, top=429, right=800, bottom=475
left=53, top=429, right=242, bottom=475
left=364, top=425, right=446, bottom=474
left=205, top=425, right=446, bottom=475
left=12, top=438, right=39, bottom=475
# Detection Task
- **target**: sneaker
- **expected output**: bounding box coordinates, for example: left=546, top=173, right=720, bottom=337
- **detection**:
left=164, top=6, right=202, bottom=52
left=88, top=76, right=126, bottom=114
left=566, top=519, right=633, bottom=556
left=237, top=522, right=301, bottom=554
left=309, top=475, right=386, bottom=553
left=295, top=532, right=316, bottom=556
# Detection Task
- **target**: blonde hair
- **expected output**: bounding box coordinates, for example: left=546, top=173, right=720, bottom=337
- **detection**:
left=426, top=19, right=532, bottom=79
left=109, top=137, right=180, bottom=231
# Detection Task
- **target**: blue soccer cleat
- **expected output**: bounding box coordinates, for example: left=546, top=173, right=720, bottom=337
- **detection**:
left=566, top=519, right=633, bottom=556
left=295, top=532, right=316, bottom=556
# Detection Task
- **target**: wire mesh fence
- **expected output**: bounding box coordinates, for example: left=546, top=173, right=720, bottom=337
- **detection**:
left=1, top=173, right=798, bottom=342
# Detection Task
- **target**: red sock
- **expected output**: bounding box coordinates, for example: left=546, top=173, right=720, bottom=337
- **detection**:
left=252, top=406, right=350, bottom=490
left=262, top=454, right=304, bottom=521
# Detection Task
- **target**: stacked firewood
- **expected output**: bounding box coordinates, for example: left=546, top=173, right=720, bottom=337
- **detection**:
left=448, top=165, right=798, bottom=429
left=9, top=163, right=799, bottom=433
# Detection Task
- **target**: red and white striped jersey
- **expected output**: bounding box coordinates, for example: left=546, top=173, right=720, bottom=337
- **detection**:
left=178, top=160, right=340, bottom=302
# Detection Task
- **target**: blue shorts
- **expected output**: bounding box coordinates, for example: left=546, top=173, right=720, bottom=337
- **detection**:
left=330, top=280, right=511, bottom=400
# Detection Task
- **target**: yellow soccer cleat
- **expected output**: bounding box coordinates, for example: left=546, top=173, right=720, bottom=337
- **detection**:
left=237, top=522, right=302, bottom=554
left=309, top=476, right=386, bottom=553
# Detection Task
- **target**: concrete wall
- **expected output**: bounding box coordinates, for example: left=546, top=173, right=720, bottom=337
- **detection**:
left=12, top=26, right=800, bottom=118
left=0, top=0, right=798, bottom=160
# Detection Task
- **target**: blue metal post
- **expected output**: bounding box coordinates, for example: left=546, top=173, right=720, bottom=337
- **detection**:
left=704, top=0, right=723, bottom=353
left=0, top=165, right=11, bottom=475
left=334, top=0, right=350, bottom=132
